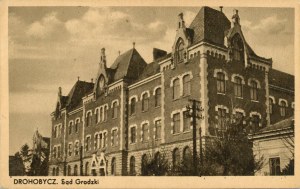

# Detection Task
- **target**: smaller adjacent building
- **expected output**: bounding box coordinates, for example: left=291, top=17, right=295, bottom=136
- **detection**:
left=252, top=117, right=294, bottom=175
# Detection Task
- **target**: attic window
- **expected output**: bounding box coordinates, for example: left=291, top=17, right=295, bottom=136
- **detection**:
left=232, top=34, right=244, bottom=62
left=176, top=38, right=184, bottom=63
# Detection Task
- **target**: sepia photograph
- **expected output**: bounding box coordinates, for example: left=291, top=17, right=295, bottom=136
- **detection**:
left=1, top=0, right=299, bottom=188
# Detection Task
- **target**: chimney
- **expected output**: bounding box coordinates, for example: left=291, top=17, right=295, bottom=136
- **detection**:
left=232, top=9, right=240, bottom=26
left=133, top=42, right=135, bottom=49
left=153, top=48, right=167, bottom=61
left=178, top=12, right=185, bottom=29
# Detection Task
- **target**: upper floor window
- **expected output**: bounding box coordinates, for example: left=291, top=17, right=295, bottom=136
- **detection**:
left=173, top=113, right=180, bottom=134
left=154, top=88, right=161, bottom=107
left=75, top=119, right=79, bottom=133
left=85, top=136, right=91, bottom=151
left=232, top=34, right=244, bottom=62
left=130, top=126, right=136, bottom=144
left=100, top=107, right=103, bottom=122
left=251, top=115, right=260, bottom=132
left=141, top=123, right=149, bottom=142
left=172, top=148, right=180, bottom=170
left=102, top=132, right=107, bottom=147
left=234, top=76, right=243, bottom=97
left=154, top=119, right=161, bottom=139
left=183, top=110, right=190, bottom=132
left=112, top=101, right=118, bottom=119
left=130, top=98, right=136, bottom=115
left=95, top=108, right=100, bottom=123
left=217, top=72, right=226, bottom=94
left=74, top=141, right=79, bottom=156
left=53, top=126, right=57, bottom=138
left=250, top=81, right=258, bottom=101
left=57, top=146, right=61, bottom=158
left=86, top=112, right=92, bottom=127
left=112, top=129, right=118, bottom=146
left=68, top=143, right=72, bottom=157
left=53, top=147, right=57, bottom=158
left=279, top=100, right=287, bottom=117
left=173, top=78, right=180, bottom=99
left=176, top=38, right=185, bottom=63
left=183, top=75, right=191, bottom=96
left=68, top=122, right=73, bottom=135
left=141, top=93, right=149, bottom=112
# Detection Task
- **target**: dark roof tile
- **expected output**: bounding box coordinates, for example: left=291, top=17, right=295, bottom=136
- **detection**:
left=269, top=69, right=294, bottom=91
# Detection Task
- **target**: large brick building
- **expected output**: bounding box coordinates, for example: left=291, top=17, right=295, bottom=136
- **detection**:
left=49, top=7, right=294, bottom=176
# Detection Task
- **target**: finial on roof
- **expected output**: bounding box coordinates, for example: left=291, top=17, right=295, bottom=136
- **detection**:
left=178, top=12, right=185, bottom=29
left=133, top=42, right=135, bottom=49
left=220, top=6, right=223, bottom=12
left=232, top=9, right=240, bottom=26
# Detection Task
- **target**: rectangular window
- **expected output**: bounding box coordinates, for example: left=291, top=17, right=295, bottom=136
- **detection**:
left=183, top=111, right=190, bottom=132
left=142, top=123, right=149, bottom=141
left=250, top=81, right=258, bottom=101
left=173, top=113, right=180, bottom=134
left=217, top=73, right=226, bottom=93
left=130, top=127, right=136, bottom=143
left=68, top=143, right=72, bottom=156
left=173, top=79, right=180, bottom=99
left=269, top=157, right=281, bottom=175
left=75, top=142, right=79, bottom=156
left=57, top=146, right=61, bottom=158
left=234, top=77, right=243, bottom=97
left=217, top=108, right=226, bottom=130
left=183, top=75, right=191, bottom=96
left=112, top=129, right=117, bottom=146
left=103, top=133, right=107, bottom=147
left=155, top=120, right=161, bottom=139
left=112, top=102, right=118, bottom=119
left=142, top=94, right=149, bottom=112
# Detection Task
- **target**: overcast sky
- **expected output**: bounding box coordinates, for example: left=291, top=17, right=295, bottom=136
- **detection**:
left=8, top=6, right=294, bottom=155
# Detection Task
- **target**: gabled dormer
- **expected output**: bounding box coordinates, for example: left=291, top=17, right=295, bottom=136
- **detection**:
left=172, top=13, right=193, bottom=65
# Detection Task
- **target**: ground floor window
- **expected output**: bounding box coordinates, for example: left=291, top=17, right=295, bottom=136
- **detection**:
left=269, top=157, right=281, bottom=175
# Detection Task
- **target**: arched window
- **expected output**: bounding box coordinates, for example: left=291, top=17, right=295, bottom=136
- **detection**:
left=232, top=34, right=244, bottom=62
left=183, top=75, right=191, bottom=96
left=141, top=154, right=148, bottom=175
left=183, top=146, right=192, bottom=162
left=75, top=119, right=79, bottom=133
left=100, top=107, right=103, bottom=122
left=217, top=72, right=226, bottom=93
left=130, top=98, right=136, bottom=115
left=234, top=76, right=243, bottom=97
left=111, top=157, right=116, bottom=176
left=141, top=123, right=149, bottom=142
left=67, top=165, right=71, bottom=176
left=129, top=156, right=136, bottom=175
left=154, top=119, right=161, bottom=139
left=176, top=38, right=185, bottom=63
left=52, top=167, right=55, bottom=176
left=183, top=110, right=190, bottom=132
left=269, top=98, right=274, bottom=114
left=104, top=106, right=108, bottom=121
left=85, top=162, right=89, bottom=176
left=173, top=148, right=180, bottom=170
left=74, top=141, right=79, bottom=156
left=112, top=102, right=118, bottom=119
left=68, top=122, right=73, bottom=135
left=155, top=88, right=161, bottom=107
left=173, top=113, right=180, bottom=134
left=86, top=112, right=92, bottom=127
left=280, top=101, right=287, bottom=117
left=74, top=164, right=78, bottom=176
left=68, top=143, right=72, bottom=156
left=142, top=93, right=149, bottom=112
left=56, top=167, right=59, bottom=176
left=95, top=108, right=100, bottom=123
left=173, top=78, right=180, bottom=99
left=250, top=81, right=258, bottom=101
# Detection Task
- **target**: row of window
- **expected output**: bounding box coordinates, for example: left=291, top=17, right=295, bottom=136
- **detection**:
left=214, top=70, right=261, bottom=101
left=269, top=97, right=293, bottom=117
left=129, top=119, right=162, bottom=144
left=129, top=87, right=162, bottom=115
left=171, top=73, right=192, bottom=99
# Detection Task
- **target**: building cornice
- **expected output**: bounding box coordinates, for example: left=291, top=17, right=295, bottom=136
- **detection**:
left=128, top=73, right=161, bottom=90
left=269, top=84, right=294, bottom=94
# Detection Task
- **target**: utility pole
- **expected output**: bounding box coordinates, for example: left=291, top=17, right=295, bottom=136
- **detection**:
left=186, top=99, right=203, bottom=175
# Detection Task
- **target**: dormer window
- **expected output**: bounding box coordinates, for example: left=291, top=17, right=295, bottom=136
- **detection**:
left=232, top=34, right=244, bottom=62
left=176, top=38, right=185, bottom=63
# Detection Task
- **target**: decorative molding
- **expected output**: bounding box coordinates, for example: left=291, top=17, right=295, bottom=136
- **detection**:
left=215, top=105, right=229, bottom=113
left=111, top=99, right=120, bottom=108
left=153, top=86, right=162, bottom=95
left=250, top=111, right=262, bottom=119
left=213, top=69, right=229, bottom=80
left=68, top=107, right=83, bottom=115
left=128, top=73, right=161, bottom=90
left=129, top=95, right=138, bottom=104
left=279, top=98, right=288, bottom=107
left=248, top=78, right=261, bottom=89
left=233, top=108, right=246, bottom=116
left=269, top=96, right=276, bottom=104
left=140, top=90, right=150, bottom=100
left=231, top=74, right=245, bottom=84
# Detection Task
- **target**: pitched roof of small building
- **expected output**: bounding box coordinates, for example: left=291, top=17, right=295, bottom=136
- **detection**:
left=269, top=69, right=294, bottom=91
left=258, top=116, right=294, bottom=134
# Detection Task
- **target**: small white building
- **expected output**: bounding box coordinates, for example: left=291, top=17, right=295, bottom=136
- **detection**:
left=252, top=117, right=294, bottom=175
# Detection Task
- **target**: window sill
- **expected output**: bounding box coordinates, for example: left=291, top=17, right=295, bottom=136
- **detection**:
left=235, top=96, right=243, bottom=99
left=217, top=92, right=226, bottom=95
left=172, top=133, right=180, bottom=136
left=155, top=138, right=161, bottom=141
left=251, top=100, right=259, bottom=103
left=183, top=130, right=191, bottom=134
left=154, top=105, right=161, bottom=109
left=141, top=110, right=149, bottom=113
left=112, top=117, right=117, bottom=120
left=129, top=142, right=136, bottom=145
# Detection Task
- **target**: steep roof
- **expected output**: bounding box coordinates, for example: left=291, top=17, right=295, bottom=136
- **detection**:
left=110, top=48, right=147, bottom=82
left=269, top=69, right=294, bottom=91
left=137, top=61, right=160, bottom=81
left=189, top=6, right=231, bottom=47
left=66, top=80, right=94, bottom=110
